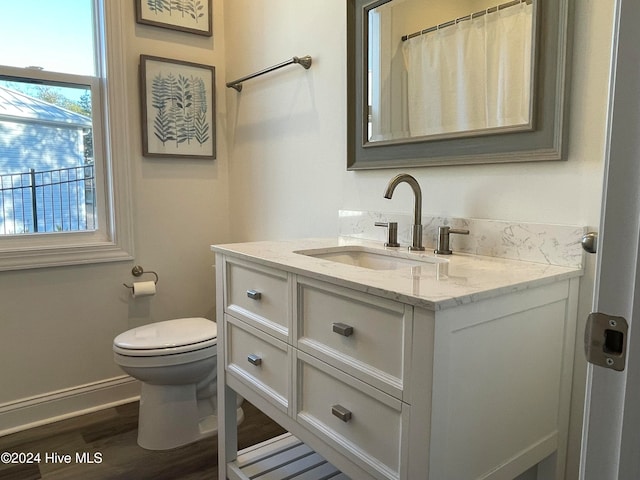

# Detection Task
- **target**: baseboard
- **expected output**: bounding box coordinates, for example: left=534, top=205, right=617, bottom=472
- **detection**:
left=0, top=375, right=140, bottom=436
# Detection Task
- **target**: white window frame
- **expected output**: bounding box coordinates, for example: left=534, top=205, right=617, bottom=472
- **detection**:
left=0, top=0, right=133, bottom=270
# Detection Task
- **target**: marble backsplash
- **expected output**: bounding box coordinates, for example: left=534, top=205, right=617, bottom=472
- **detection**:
left=339, top=210, right=587, bottom=269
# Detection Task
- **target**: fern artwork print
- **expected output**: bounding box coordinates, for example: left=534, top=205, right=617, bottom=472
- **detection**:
left=136, top=0, right=212, bottom=36
left=140, top=55, right=216, bottom=159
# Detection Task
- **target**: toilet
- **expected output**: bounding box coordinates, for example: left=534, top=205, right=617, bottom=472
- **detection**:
left=113, top=317, right=243, bottom=450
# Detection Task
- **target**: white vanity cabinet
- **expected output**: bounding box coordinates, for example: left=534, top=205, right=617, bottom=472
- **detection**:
left=213, top=240, right=580, bottom=480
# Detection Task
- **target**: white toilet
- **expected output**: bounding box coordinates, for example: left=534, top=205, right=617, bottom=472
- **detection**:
left=113, top=317, right=243, bottom=450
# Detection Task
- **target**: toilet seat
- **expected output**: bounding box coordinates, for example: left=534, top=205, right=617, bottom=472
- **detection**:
left=114, top=317, right=217, bottom=357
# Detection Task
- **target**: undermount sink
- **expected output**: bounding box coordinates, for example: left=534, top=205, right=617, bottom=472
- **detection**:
left=295, top=246, right=446, bottom=270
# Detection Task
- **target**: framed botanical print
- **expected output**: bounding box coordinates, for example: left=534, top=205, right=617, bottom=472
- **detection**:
left=136, top=0, right=212, bottom=37
left=140, top=55, right=216, bottom=159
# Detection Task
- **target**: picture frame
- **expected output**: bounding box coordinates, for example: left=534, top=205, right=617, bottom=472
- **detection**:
left=140, top=55, right=216, bottom=159
left=136, top=0, right=212, bottom=37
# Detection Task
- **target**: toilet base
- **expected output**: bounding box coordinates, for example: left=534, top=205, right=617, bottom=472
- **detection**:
left=136, top=383, right=244, bottom=450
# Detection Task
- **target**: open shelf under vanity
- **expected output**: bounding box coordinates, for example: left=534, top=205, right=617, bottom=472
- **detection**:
left=228, top=432, right=349, bottom=480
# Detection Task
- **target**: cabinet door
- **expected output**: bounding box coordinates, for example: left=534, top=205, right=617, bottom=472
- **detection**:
left=296, top=276, right=412, bottom=400
left=295, top=351, right=409, bottom=480
left=224, top=257, right=290, bottom=341
left=225, top=314, right=290, bottom=413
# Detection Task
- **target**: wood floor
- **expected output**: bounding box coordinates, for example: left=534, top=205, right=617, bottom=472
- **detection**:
left=0, top=401, right=286, bottom=480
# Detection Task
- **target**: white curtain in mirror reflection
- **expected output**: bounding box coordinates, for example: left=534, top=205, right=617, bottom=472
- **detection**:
left=369, top=1, right=533, bottom=141
left=404, top=2, right=532, bottom=136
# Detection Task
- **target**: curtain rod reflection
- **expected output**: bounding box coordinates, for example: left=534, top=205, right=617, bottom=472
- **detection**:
left=401, top=0, right=533, bottom=42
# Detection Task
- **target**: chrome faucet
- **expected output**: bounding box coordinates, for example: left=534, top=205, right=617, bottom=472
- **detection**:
left=383, top=174, right=425, bottom=251
left=434, top=225, right=470, bottom=254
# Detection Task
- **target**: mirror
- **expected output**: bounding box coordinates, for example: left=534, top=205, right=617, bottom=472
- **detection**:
left=347, top=0, right=573, bottom=169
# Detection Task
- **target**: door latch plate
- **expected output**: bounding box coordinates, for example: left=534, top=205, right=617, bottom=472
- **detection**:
left=584, top=312, right=628, bottom=371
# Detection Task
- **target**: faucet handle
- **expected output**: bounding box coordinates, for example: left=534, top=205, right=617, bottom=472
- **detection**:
left=435, top=226, right=470, bottom=255
left=375, top=222, right=400, bottom=247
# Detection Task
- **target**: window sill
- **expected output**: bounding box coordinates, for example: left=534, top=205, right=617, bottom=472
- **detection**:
left=0, top=241, right=133, bottom=271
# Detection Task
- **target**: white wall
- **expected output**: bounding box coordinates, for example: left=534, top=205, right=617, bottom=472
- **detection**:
left=224, top=1, right=614, bottom=478
left=0, top=0, right=229, bottom=423
left=223, top=2, right=347, bottom=242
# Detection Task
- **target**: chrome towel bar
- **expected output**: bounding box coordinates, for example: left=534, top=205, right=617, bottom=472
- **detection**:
left=226, top=55, right=312, bottom=92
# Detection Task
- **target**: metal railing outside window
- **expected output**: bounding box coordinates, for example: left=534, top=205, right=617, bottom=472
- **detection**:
left=0, top=165, right=96, bottom=235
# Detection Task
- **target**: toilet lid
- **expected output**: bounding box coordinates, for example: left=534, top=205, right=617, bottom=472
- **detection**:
left=114, top=317, right=217, bottom=350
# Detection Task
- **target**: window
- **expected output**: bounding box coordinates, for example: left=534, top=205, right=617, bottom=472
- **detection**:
left=0, top=1, right=133, bottom=270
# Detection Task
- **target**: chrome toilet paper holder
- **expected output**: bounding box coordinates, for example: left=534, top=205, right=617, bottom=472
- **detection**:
left=123, top=265, right=159, bottom=290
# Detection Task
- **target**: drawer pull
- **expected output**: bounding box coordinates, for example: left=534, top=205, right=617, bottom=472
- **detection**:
left=332, top=322, right=354, bottom=337
left=331, top=404, right=352, bottom=422
left=247, top=354, right=262, bottom=366
left=246, top=289, right=262, bottom=300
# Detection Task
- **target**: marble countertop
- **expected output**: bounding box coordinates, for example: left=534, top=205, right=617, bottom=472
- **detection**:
left=211, top=237, right=582, bottom=311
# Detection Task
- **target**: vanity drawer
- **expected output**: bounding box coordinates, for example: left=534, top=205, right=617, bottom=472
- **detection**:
left=296, top=277, right=411, bottom=399
left=295, top=351, right=407, bottom=480
left=225, top=258, right=289, bottom=340
left=225, top=315, right=290, bottom=413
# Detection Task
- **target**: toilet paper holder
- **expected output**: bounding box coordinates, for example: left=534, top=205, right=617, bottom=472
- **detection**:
left=123, top=265, right=159, bottom=290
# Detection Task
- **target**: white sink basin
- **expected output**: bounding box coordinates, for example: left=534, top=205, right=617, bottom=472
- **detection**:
left=295, top=246, right=446, bottom=270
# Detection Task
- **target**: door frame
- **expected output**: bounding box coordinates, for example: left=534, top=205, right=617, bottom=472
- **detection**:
left=580, top=0, right=640, bottom=477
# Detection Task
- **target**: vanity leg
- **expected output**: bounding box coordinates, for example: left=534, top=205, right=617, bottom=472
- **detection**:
left=216, top=254, right=238, bottom=479
left=217, top=383, right=238, bottom=480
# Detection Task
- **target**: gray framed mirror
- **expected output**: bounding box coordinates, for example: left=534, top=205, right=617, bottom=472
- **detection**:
left=347, top=0, right=573, bottom=169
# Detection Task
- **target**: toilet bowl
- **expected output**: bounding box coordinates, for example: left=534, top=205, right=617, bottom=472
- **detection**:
left=113, top=317, right=243, bottom=450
